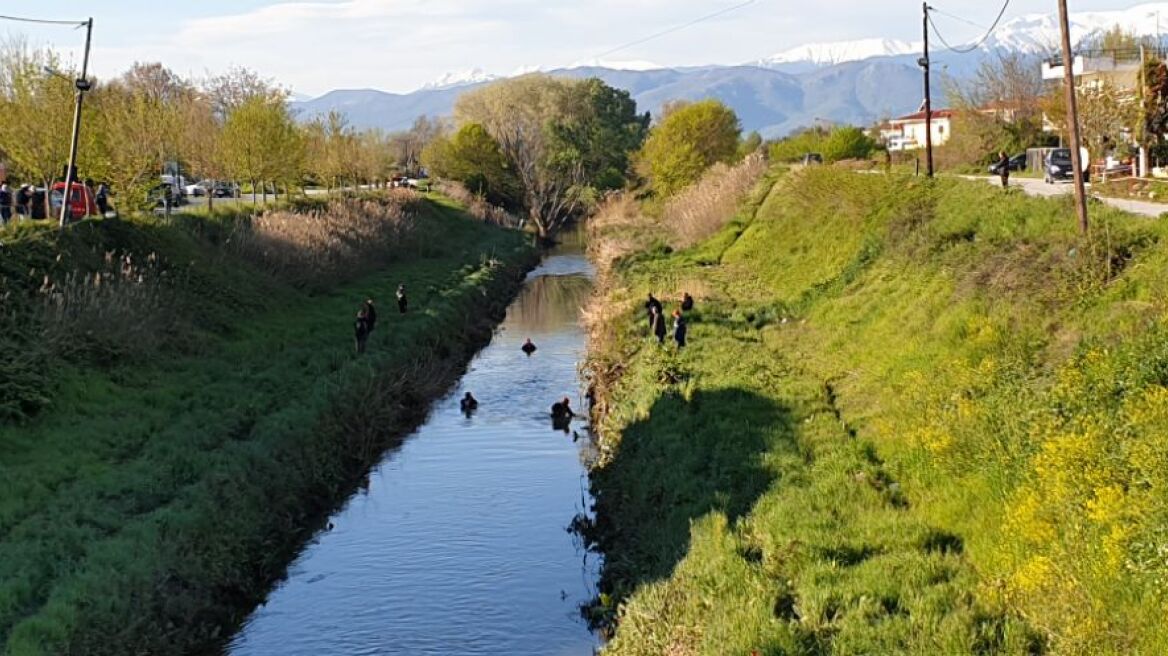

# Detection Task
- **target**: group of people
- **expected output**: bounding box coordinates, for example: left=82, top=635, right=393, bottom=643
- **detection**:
left=460, top=335, right=582, bottom=433
left=0, top=181, right=111, bottom=226
left=645, top=292, right=693, bottom=349
left=352, top=284, right=408, bottom=354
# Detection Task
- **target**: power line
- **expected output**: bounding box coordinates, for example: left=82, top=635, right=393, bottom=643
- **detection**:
left=0, top=14, right=88, bottom=27
left=929, top=7, right=988, bottom=32
left=927, top=0, right=1010, bottom=55
left=593, top=0, right=758, bottom=60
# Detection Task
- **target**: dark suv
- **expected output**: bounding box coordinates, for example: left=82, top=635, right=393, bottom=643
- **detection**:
left=1044, top=148, right=1089, bottom=184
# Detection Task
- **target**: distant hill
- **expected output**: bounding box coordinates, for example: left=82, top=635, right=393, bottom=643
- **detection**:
left=291, top=61, right=937, bottom=139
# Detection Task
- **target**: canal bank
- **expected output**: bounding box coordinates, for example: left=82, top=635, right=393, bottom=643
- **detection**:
left=229, top=240, right=600, bottom=656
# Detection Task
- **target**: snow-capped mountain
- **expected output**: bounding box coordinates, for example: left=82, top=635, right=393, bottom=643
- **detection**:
left=760, top=38, right=921, bottom=67
left=759, top=1, right=1168, bottom=67
left=422, top=68, right=500, bottom=91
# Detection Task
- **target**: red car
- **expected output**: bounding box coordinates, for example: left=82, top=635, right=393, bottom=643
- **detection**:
left=50, top=182, right=98, bottom=221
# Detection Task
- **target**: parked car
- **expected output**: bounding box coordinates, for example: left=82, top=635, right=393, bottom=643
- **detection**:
left=801, top=153, right=824, bottom=166
left=989, top=153, right=1027, bottom=174
left=49, top=181, right=98, bottom=221
left=185, top=180, right=210, bottom=197
left=1044, top=148, right=1090, bottom=184
left=212, top=182, right=241, bottom=198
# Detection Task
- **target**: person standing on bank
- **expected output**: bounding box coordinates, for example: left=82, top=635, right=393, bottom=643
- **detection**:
left=0, top=183, right=11, bottom=226
left=651, top=306, right=667, bottom=345
left=396, top=284, right=408, bottom=314
left=95, top=183, right=110, bottom=216
left=645, top=293, right=663, bottom=330
left=15, top=184, right=31, bottom=220
left=997, top=151, right=1010, bottom=189
left=673, top=309, right=687, bottom=349
left=354, top=308, right=371, bottom=355
left=681, top=293, right=694, bottom=312
left=364, top=298, right=378, bottom=333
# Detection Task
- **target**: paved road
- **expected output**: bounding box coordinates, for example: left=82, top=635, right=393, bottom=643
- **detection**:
left=971, top=175, right=1168, bottom=218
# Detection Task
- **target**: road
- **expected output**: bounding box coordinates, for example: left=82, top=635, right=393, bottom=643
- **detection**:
left=971, top=174, right=1168, bottom=218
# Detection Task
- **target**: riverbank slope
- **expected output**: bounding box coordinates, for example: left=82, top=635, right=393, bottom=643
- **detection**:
left=585, top=168, right=1168, bottom=654
left=0, top=194, right=537, bottom=655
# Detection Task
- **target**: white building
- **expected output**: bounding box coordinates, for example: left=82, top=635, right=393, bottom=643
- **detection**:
left=886, top=109, right=954, bottom=151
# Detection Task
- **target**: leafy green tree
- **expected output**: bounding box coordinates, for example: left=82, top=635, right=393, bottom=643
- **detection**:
left=637, top=99, right=741, bottom=197
left=218, top=94, right=301, bottom=202
left=768, top=127, right=827, bottom=162
left=454, top=74, right=647, bottom=237
left=822, top=126, right=876, bottom=161
left=423, top=123, right=522, bottom=209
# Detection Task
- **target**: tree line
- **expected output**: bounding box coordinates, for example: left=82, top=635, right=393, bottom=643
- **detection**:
left=0, top=40, right=439, bottom=213
left=1, top=38, right=764, bottom=235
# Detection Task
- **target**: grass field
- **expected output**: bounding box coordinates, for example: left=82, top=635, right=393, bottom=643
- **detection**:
left=0, top=195, right=536, bottom=655
left=586, top=168, right=1168, bottom=654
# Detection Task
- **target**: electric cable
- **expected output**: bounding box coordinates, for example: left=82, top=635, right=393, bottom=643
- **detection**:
left=0, top=14, right=87, bottom=27
left=927, top=0, right=1010, bottom=54
left=593, top=0, right=758, bottom=60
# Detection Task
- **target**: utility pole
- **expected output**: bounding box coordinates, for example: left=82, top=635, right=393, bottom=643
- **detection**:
left=1057, top=0, right=1089, bottom=234
left=920, top=2, right=934, bottom=177
left=59, top=17, right=93, bottom=230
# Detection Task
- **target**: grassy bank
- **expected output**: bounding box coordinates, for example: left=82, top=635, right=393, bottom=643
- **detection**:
left=0, top=195, right=536, bottom=655
left=585, top=168, right=1168, bottom=654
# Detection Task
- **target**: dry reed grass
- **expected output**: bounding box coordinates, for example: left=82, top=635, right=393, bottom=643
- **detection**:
left=235, top=194, right=421, bottom=289
left=660, top=152, right=767, bottom=248
left=38, top=250, right=182, bottom=363
left=434, top=181, right=521, bottom=228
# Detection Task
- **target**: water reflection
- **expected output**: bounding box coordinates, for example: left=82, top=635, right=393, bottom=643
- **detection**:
left=229, top=252, right=599, bottom=656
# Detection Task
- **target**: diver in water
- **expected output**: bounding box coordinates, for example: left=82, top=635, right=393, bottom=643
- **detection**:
left=460, top=392, right=479, bottom=415
left=551, top=396, right=576, bottom=432
left=521, top=338, right=537, bottom=356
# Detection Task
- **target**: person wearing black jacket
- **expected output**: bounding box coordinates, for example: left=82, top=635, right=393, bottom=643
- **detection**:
left=645, top=293, right=663, bottom=329
left=354, top=309, right=371, bottom=354
left=651, top=306, right=667, bottom=345
left=14, top=184, right=30, bottom=219
left=396, top=284, right=408, bottom=314
left=996, top=151, right=1010, bottom=189
left=364, top=299, right=378, bottom=333
left=681, top=293, right=694, bottom=312
left=673, top=310, right=688, bottom=349
left=0, top=184, right=11, bottom=226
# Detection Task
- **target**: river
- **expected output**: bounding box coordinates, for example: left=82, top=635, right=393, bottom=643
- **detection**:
left=228, top=241, right=600, bottom=656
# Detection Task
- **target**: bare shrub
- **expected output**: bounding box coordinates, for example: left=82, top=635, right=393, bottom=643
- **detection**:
left=38, top=250, right=183, bottom=363
left=661, top=152, right=767, bottom=248
left=586, top=193, right=658, bottom=280
left=434, top=180, right=520, bottom=228
left=234, top=193, right=420, bottom=289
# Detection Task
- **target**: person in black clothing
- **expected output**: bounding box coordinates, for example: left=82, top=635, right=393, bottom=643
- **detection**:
left=460, top=392, right=479, bottom=414
left=681, top=293, right=694, bottom=312
left=651, top=306, right=667, bottom=345
left=354, top=309, right=370, bottom=354
left=645, top=293, right=663, bottom=329
left=396, top=284, right=408, bottom=314
left=551, top=396, right=575, bottom=432
left=521, top=338, right=537, bottom=356
left=95, top=183, right=110, bottom=216
left=364, top=299, right=378, bottom=333
left=15, top=184, right=30, bottom=219
left=996, top=151, right=1010, bottom=189
left=0, top=184, right=11, bottom=226
left=672, top=309, right=688, bottom=349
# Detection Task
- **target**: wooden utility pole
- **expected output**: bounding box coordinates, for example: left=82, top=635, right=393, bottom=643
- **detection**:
left=921, top=2, right=934, bottom=177
left=1057, top=0, right=1089, bottom=234
left=58, top=17, right=93, bottom=229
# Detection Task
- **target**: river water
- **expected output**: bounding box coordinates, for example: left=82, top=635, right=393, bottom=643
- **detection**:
left=228, top=244, right=600, bottom=656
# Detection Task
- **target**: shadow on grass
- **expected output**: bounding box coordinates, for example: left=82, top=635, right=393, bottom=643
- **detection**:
left=584, top=387, right=792, bottom=623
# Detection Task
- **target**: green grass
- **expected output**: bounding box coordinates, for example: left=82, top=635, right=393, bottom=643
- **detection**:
left=587, top=167, right=1168, bottom=654
left=0, top=198, right=536, bottom=655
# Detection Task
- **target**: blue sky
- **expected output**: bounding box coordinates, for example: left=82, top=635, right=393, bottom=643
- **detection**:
left=4, top=1, right=1154, bottom=97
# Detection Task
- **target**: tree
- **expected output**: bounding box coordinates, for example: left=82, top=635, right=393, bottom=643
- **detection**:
left=0, top=40, right=82, bottom=199
left=218, top=95, right=302, bottom=203
left=423, top=123, right=522, bottom=209
left=821, top=126, right=876, bottom=161
left=637, top=99, right=741, bottom=197
left=454, top=74, right=647, bottom=237
left=88, top=81, right=176, bottom=213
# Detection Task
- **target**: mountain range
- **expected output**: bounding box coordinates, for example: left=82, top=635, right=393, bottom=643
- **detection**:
left=291, top=2, right=1168, bottom=139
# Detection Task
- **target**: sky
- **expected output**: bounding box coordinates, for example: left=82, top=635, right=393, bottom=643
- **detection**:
left=2, top=0, right=1154, bottom=98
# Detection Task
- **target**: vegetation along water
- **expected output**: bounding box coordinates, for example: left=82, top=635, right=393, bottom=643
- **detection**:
left=584, top=165, right=1168, bottom=655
